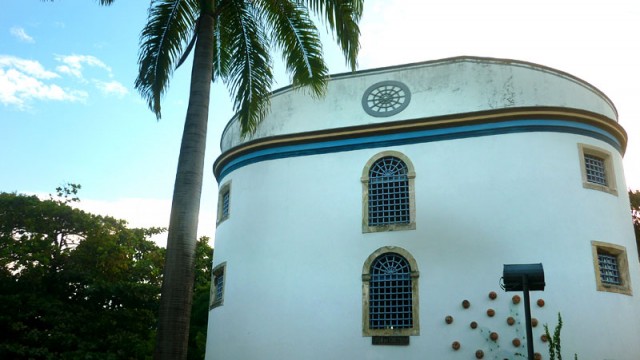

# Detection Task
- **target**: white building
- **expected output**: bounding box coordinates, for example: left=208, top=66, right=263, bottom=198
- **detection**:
left=205, top=57, right=639, bottom=360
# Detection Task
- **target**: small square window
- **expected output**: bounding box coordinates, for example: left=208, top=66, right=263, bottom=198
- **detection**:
left=578, top=144, right=617, bottom=195
left=210, top=262, right=226, bottom=309
left=591, top=241, right=632, bottom=296
left=217, top=182, right=231, bottom=225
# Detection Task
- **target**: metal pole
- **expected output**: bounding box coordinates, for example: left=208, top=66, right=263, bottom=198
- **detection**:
left=522, top=275, right=534, bottom=360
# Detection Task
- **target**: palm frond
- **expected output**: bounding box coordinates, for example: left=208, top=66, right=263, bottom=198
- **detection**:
left=218, top=0, right=274, bottom=135
left=304, top=0, right=362, bottom=70
left=212, top=3, right=232, bottom=83
left=135, top=0, right=200, bottom=118
left=176, top=24, right=198, bottom=70
left=41, top=0, right=115, bottom=5
left=259, top=0, right=328, bottom=98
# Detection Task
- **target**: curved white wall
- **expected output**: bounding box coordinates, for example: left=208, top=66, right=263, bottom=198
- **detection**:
left=207, top=57, right=638, bottom=360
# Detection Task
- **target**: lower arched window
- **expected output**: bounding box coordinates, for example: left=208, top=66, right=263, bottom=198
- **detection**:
left=362, top=247, right=419, bottom=336
left=370, top=253, right=413, bottom=330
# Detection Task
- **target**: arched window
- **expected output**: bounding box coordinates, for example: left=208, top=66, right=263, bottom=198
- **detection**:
left=362, top=247, right=419, bottom=336
left=362, top=151, right=416, bottom=233
left=369, top=157, right=409, bottom=226
left=370, top=253, right=413, bottom=330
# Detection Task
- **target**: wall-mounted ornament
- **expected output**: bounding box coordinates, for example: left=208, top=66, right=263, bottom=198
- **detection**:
left=512, top=338, right=521, bottom=347
left=361, top=81, right=411, bottom=117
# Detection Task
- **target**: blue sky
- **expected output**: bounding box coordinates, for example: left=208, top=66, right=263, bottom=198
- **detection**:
left=2, top=0, right=639, bottom=245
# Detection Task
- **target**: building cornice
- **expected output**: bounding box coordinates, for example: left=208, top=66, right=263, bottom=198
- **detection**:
left=214, top=107, right=626, bottom=180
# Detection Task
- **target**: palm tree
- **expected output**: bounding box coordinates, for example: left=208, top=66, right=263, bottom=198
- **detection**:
left=134, top=1, right=363, bottom=359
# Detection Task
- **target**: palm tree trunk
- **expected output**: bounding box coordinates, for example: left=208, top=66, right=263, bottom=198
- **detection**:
left=154, top=12, right=215, bottom=360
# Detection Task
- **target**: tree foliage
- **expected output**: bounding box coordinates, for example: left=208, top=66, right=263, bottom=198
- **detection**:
left=0, top=187, right=212, bottom=359
left=136, top=0, right=363, bottom=134
left=188, top=236, right=213, bottom=360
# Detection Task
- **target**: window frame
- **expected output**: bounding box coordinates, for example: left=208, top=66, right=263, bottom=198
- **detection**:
left=361, top=151, right=416, bottom=233
left=578, top=144, right=617, bottom=196
left=210, top=262, right=227, bottom=309
left=362, top=246, right=420, bottom=337
left=591, top=241, right=632, bottom=296
left=216, top=181, right=232, bottom=225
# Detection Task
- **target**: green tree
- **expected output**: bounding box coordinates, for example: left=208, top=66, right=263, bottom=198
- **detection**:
left=134, top=1, right=363, bottom=359
left=188, top=237, right=213, bottom=360
left=0, top=188, right=165, bottom=359
left=44, top=1, right=362, bottom=357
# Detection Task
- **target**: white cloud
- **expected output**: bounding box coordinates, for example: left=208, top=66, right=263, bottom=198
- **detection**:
left=55, top=54, right=112, bottom=80
left=0, top=54, right=131, bottom=109
left=94, top=79, right=128, bottom=97
left=10, top=27, right=35, bottom=43
left=0, top=56, right=86, bottom=108
left=0, top=55, right=58, bottom=79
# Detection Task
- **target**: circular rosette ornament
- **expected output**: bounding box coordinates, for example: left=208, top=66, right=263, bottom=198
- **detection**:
left=362, top=81, right=411, bottom=117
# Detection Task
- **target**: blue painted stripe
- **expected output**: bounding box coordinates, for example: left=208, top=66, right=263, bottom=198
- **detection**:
left=216, top=119, right=621, bottom=179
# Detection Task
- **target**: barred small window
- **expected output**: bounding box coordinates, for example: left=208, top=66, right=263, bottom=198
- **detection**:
left=215, top=271, right=224, bottom=299
left=584, top=154, right=607, bottom=186
left=210, top=263, right=226, bottom=309
left=368, top=157, right=410, bottom=226
left=369, top=253, right=413, bottom=330
left=222, top=191, right=230, bottom=218
left=217, top=182, right=231, bottom=225
left=598, top=253, right=621, bottom=285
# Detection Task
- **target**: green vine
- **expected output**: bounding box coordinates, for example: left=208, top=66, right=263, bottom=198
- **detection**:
left=543, top=313, right=578, bottom=360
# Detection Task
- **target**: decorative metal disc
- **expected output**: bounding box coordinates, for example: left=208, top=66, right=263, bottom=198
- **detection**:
left=362, top=81, right=411, bottom=117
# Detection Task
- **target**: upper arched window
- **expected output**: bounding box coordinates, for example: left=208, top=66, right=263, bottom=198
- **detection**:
left=369, top=157, right=409, bottom=226
left=362, top=151, right=416, bottom=233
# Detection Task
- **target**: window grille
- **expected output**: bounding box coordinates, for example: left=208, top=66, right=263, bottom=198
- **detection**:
left=584, top=154, right=607, bottom=186
left=214, top=271, right=224, bottom=300
left=222, top=191, right=230, bottom=218
left=210, top=265, right=225, bottom=309
left=369, top=253, right=413, bottom=329
left=368, top=157, right=410, bottom=226
left=598, top=253, right=621, bottom=285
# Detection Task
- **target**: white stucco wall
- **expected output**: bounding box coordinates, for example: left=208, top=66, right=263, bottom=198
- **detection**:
left=207, top=131, right=639, bottom=360
left=207, top=57, right=637, bottom=360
